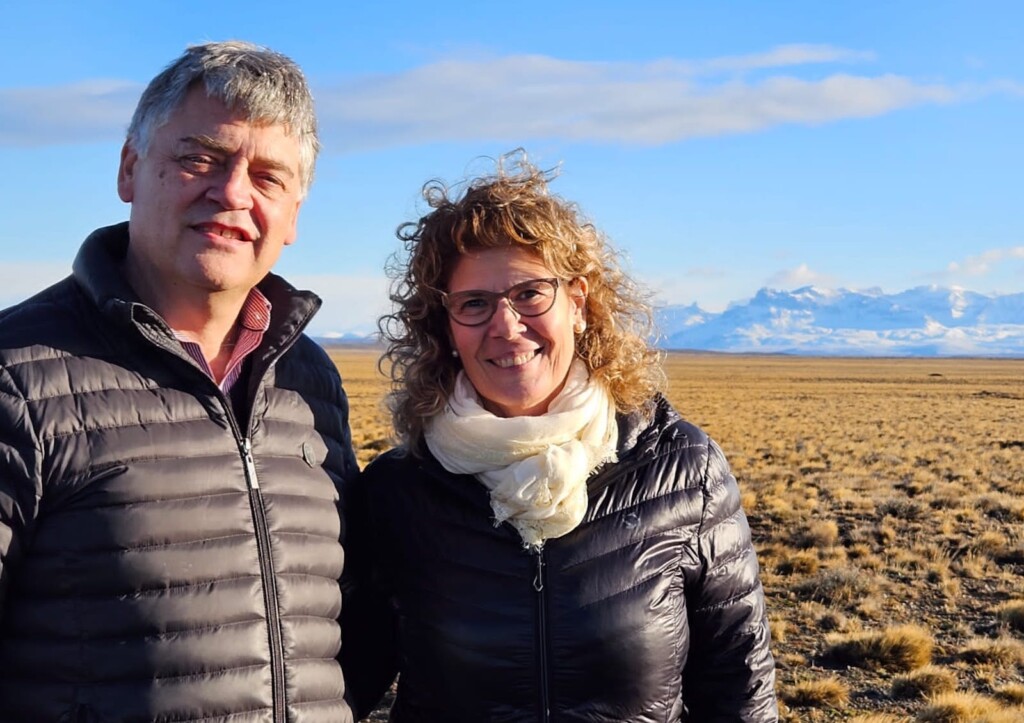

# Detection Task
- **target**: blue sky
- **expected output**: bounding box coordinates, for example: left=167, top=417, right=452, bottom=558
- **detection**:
left=2, top=1, right=1021, bottom=335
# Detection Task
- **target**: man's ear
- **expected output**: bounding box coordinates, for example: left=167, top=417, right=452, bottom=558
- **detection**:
left=283, top=199, right=303, bottom=246
left=117, top=142, right=138, bottom=203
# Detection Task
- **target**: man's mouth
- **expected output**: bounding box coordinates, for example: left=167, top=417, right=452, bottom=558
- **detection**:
left=194, top=223, right=250, bottom=242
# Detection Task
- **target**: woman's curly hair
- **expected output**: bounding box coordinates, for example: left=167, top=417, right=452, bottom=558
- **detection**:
left=379, top=150, right=664, bottom=452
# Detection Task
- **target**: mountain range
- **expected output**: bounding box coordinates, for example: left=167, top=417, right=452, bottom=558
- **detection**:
left=317, top=285, right=1024, bottom=357
left=655, top=286, right=1024, bottom=356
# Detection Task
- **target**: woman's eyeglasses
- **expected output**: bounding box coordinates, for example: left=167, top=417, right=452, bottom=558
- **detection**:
left=441, top=278, right=561, bottom=327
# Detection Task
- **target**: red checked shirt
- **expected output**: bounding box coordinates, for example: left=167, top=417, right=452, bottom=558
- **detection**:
left=173, top=288, right=272, bottom=393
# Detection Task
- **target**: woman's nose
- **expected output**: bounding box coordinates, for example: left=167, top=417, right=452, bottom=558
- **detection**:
left=487, top=298, right=524, bottom=337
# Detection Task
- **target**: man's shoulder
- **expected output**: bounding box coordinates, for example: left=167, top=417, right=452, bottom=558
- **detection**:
left=279, top=333, right=338, bottom=375
left=271, top=334, right=351, bottom=411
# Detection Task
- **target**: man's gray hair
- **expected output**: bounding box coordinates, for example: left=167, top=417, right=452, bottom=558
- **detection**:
left=126, top=40, right=320, bottom=197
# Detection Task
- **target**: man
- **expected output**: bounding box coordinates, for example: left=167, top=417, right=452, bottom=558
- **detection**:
left=0, top=42, right=359, bottom=722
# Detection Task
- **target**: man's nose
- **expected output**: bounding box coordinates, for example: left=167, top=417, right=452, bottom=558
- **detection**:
left=207, top=162, right=255, bottom=210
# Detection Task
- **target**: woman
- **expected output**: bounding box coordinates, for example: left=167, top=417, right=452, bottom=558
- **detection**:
left=342, top=152, right=778, bottom=722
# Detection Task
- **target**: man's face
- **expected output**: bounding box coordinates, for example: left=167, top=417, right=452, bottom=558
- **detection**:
left=118, top=86, right=304, bottom=308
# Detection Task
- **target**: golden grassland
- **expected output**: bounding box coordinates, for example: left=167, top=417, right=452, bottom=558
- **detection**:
left=329, top=347, right=1024, bottom=722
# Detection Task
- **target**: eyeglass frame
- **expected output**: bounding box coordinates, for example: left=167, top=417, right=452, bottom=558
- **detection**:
left=439, top=277, right=564, bottom=327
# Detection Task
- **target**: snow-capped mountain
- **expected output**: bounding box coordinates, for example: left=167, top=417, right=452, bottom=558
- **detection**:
left=656, top=286, right=1024, bottom=356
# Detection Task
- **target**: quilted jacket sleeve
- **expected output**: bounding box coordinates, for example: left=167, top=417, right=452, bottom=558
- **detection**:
left=683, top=437, right=778, bottom=722
left=0, top=365, right=41, bottom=619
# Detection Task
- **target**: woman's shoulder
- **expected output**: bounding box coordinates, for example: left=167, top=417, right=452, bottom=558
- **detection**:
left=620, top=394, right=712, bottom=456
left=362, top=446, right=420, bottom=479
left=613, top=394, right=740, bottom=490
left=360, top=445, right=461, bottom=492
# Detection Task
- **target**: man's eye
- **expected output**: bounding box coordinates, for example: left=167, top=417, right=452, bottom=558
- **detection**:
left=255, top=173, right=285, bottom=190
left=179, top=155, right=216, bottom=173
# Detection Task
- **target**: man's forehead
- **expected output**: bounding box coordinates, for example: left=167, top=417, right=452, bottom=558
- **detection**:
left=175, top=133, right=298, bottom=174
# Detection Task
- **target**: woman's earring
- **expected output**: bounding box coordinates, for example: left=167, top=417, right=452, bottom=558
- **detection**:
left=574, top=321, right=586, bottom=334
left=451, top=349, right=459, bottom=358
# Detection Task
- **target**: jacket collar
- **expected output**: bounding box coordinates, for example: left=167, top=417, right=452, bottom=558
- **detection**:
left=614, top=394, right=681, bottom=460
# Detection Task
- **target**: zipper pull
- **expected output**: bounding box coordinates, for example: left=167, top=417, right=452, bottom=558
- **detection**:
left=243, top=437, right=260, bottom=490
left=533, top=550, right=545, bottom=592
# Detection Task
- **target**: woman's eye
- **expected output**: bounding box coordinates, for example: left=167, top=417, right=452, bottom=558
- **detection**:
left=459, top=297, right=489, bottom=313
left=514, top=288, right=543, bottom=302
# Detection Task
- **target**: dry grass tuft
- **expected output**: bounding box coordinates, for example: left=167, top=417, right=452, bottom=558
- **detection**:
left=794, top=567, right=876, bottom=605
left=956, top=636, right=1024, bottom=666
left=996, top=600, right=1024, bottom=633
left=878, top=497, right=926, bottom=521
left=790, top=519, right=840, bottom=549
left=776, top=651, right=807, bottom=669
left=995, top=679, right=1024, bottom=704
left=890, top=665, right=957, bottom=700
left=825, top=625, right=934, bottom=672
left=915, top=691, right=1021, bottom=722
left=992, top=683, right=1024, bottom=706
left=776, top=550, right=820, bottom=575
left=780, top=676, right=849, bottom=709
left=769, top=615, right=788, bottom=644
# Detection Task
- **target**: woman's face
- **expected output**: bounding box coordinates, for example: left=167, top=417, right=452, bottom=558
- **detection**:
left=446, top=246, right=586, bottom=417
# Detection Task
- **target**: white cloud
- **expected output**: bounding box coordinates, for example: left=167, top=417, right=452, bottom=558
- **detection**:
left=695, top=44, right=875, bottom=73
left=765, top=263, right=837, bottom=289
left=3, top=45, right=1003, bottom=150
left=945, top=246, right=1024, bottom=276
left=0, top=261, right=72, bottom=308
left=0, top=80, right=141, bottom=146
left=317, top=56, right=969, bottom=149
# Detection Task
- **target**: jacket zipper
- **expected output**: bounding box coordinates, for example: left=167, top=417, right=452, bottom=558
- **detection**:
left=129, top=297, right=312, bottom=723
left=533, top=547, right=551, bottom=723
left=233, top=324, right=308, bottom=723
left=241, top=437, right=287, bottom=721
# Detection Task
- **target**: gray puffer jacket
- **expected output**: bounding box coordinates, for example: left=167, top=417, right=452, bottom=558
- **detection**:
left=0, top=223, right=358, bottom=722
left=343, top=396, right=778, bottom=722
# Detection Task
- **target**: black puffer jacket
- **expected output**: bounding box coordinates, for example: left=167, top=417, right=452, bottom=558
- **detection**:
left=343, top=396, right=778, bottom=722
left=0, top=224, right=358, bottom=722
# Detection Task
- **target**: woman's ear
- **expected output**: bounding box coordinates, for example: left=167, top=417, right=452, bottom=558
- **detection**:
left=446, top=328, right=461, bottom=363
left=571, top=277, right=589, bottom=332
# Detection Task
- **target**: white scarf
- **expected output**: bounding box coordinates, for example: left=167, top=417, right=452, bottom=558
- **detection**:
left=425, top=360, right=618, bottom=548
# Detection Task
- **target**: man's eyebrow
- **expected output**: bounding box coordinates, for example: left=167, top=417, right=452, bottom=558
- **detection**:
left=178, top=134, right=296, bottom=178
